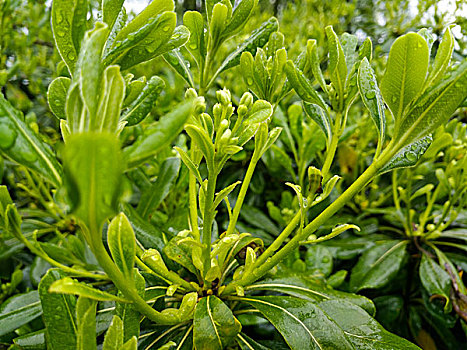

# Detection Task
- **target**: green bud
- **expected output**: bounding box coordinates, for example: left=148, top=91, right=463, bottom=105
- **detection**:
left=216, top=89, right=231, bottom=106
left=185, top=88, right=198, bottom=99
left=237, top=105, right=248, bottom=117
left=239, top=92, right=253, bottom=108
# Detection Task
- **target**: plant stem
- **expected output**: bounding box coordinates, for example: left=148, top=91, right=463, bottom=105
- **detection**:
left=201, top=170, right=217, bottom=280
left=225, top=157, right=259, bottom=236
left=189, top=172, right=200, bottom=241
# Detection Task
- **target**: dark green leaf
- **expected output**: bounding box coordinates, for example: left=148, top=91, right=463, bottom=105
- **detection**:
left=76, top=297, right=97, bottom=350
left=325, top=26, right=347, bottom=105
left=0, top=291, right=42, bottom=337
left=13, top=329, right=45, bottom=350
left=419, top=253, right=451, bottom=306
left=47, top=77, right=71, bottom=119
left=237, top=333, right=270, bottom=350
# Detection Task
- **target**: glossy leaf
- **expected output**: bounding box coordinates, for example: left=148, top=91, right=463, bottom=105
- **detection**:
left=193, top=296, right=241, bottom=350
left=245, top=100, right=273, bottom=124
left=137, top=157, right=181, bottom=218
left=325, top=26, right=347, bottom=105
left=108, top=213, right=136, bottom=279
left=303, top=102, right=332, bottom=146
left=51, top=0, right=87, bottom=74
left=419, top=253, right=451, bottom=307
left=237, top=333, right=270, bottom=350
left=76, top=297, right=97, bottom=350
left=163, top=236, right=199, bottom=276
left=185, top=124, right=215, bottom=168
left=102, top=315, right=123, bottom=350
left=63, top=132, right=124, bottom=230
left=0, top=291, right=42, bottom=336
left=102, top=0, right=125, bottom=29
left=39, top=270, right=77, bottom=350
left=380, top=33, right=429, bottom=122
left=47, top=77, right=71, bottom=119
left=223, top=0, right=257, bottom=37
left=0, top=93, right=62, bottom=187
left=184, top=11, right=205, bottom=64
left=13, top=329, right=46, bottom=349
left=49, top=277, right=128, bottom=302
left=358, top=57, right=385, bottom=154
left=349, top=241, right=408, bottom=292
left=426, top=27, right=455, bottom=88
left=163, top=49, right=195, bottom=88
left=307, top=39, right=327, bottom=93
left=124, top=100, right=192, bottom=168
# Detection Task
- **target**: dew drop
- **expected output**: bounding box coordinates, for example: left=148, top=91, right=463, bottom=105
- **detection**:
left=391, top=96, right=397, bottom=103
left=146, top=46, right=155, bottom=53
left=246, top=77, right=254, bottom=85
left=67, top=52, right=76, bottom=61
left=365, top=91, right=376, bottom=99
left=162, top=26, right=170, bottom=32
left=189, top=43, right=197, bottom=50
left=405, top=151, right=417, bottom=162
left=56, top=29, right=66, bottom=37
left=322, top=257, right=329, bottom=263
left=0, top=124, right=17, bottom=149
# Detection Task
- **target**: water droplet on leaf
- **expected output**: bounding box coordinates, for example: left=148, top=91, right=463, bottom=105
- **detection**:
left=0, top=124, right=17, bottom=149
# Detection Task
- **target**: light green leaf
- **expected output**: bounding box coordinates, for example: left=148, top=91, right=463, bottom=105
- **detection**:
left=51, top=0, right=87, bottom=74
left=303, top=102, right=331, bottom=147
left=380, top=32, right=429, bottom=122
left=76, top=297, right=97, bottom=350
left=102, top=315, right=123, bottom=350
left=122, top=75, right=165, bottom=126
left=152, top=25, right=190, bottom=57
left=124, top=100, right=193, bottom=168
left=13, top=329, right=45, bottom=349
left=209, top=3, right=229, bottom=47
left=122, top=337, right=138, bottom=350
left=0, top=291, right=42, bottom=337
left=307, top=39, right=327, bottom=93
left=223, top=0, right=258, bottom=37
left=108, top=213, right=136, bottom=279
left=185, top=124, right=215, bottom=168
left=137, top=157, right=181, bottom=218
left=102, top=0, right=125, bottom=30
left=245, top=100, right=273, bottom=124
left=193, top=296, right=241, bottom=350
left=39, top=270, right=77, bottom=350
left=0, top=93, right=63, bottom=187
left=163, top=49, right=195, bottom=88
left=47, top=77, right=71, bottom=119
left=426, top=27, right=455, bottom=88
left=184, top=11, right=205, bottom=64
left=325, top=26, right=347, bottom=107
left=174, top=146, right=203, bottom=184
left=63, top=132, right=124, bottom=230
left=349, top=241, right=408, bottom=292
left=358, top=57, right=386, bottom=154
left=49, top=277, right=129, bottom=302
left=213, top=181, right=241, bottom=209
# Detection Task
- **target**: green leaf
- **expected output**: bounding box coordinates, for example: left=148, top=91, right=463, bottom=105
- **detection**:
left=63, top=133, right=124, bottom=231
left=13, top=329, right=46, bottom=349
left=47, top=77, right=71, bottom=119
left=426, top=27, right=455, bottom=88
left=394, top=60, right=467, bottom=148
left=358, top=57, right=385, bottom=154
left=349, top=241, right=408, bottom=292
left=184, top=11, right=205, bottom=64
left=303, top=103, right=332, bottom=147
left=122, top=337, right=138, bottom=350
left=185, top=124, right=215, bottom=169
left=102, top=0, right=125, bottom=29
left=0, top=291, right=42, bottom=336
left=51, top=0, right=87, bottom=74
left=245, top=100, right=273, bottom=124
left=49, top=277, right=129, bottom=303
left=0, top=93, right=63, bottom=187
left=163, top=236, right=199, bottom=276
left=223, top=0, right=258, bottom=37
left=378, top=135, right=432, bottom=175
left=102, top=315, right=123, bottom=350
left=307, top=39, right=327, bottom=93
left=193, top=296, right=241, bottom=350
left=76, top=297, right=97, bottom=350
left=318, top=299, right=421, bottom=349
left=213, top=181, right=242, bottom=209
left=209, top=3, right=229, bottom=47
left=380, top=33, right=429, bottom=122
left=285, top=61, right=327, bottom=110
left=137, top=157, right=181, bottom=218
left=39, top=270, right=77, bottom=350
left=237, top=333, right=270, bottom=350
left=419, top=253, right=451, bottom=307
left=211, top=17, right=278, bottom=79
left=152, top=25, right=190, bottom=58
left=108, top=213, right=136, bottom=279
left=325, top=26, right=347, bottom=106
left=124, top=100, right=193, bottom=168
left=163, top=49, right=195, bottom=88
left=174, top=146, right=203, bottom=184
left=247, top=275, right=375, bottom=315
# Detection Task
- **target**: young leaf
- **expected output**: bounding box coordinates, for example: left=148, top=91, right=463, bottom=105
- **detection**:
left=39, top=270, right=77, bottom=350
left=222, top=0, right=258, bottom=37
left=185, top=124, right=215, bottom=168
left=358, top=57, right=386, bottom=154
left=108, top=213, right=136, bottom=279
left=121, top=75, right=165, bottom=126
left=76, top=297, right=97, bottom=350
left=349, top=241, right=408, bottom=292
left=380, top=33, right=429, bottom=122
left=137, top=157, right=181, bottom=218
left=209, top=3, right=229, bottom=48
left=51, top=0, right=87, bottom=74
left=0, top=291, right=42, bottom=337
left=163, top=49, right=195, bottom=88
left=102, top=0, right=125, bottom=30
left=213, top=181, right=242, bottom=209
left=193, top=296, right=241, bottom=350
left=124, top=100, right=193, bottom=168
left=303, top=102, right=332, bottom=147
left=184, top=11, right=205, bottom=64
left=48, top=77, right=71, bottom=119
left=49, top=277, right=129, bottom=302
left=63, top=133, right=124, bottom=230
left=325, top=26, right=347, bottom=107
left=0, top=93, right=63, bottom=187
left=244, top=100, right=273, bottom=124
left=307, top=39, right=327, bottom=93
left=425, top=27, right=455, bottom=88
left=174, top=146, right=203, bottom=184
left=419, top=253, right=451, bottom=308
left=102, top=315, right=123, bottom=350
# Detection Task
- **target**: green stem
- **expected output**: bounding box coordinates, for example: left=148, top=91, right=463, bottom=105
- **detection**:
left=225, top=157, right=259, bottom=236
left=189, top=172, right=200, bottom=241
left=201, top=170, right=218, bottom=280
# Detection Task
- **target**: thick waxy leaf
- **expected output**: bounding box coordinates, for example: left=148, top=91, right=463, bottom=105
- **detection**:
left=137, top=157, right=181, bottom=218
left=307, top=39, right=327, bottom=93
left=163, top=236, right=199, bottom=275
left=378, top=135, right=432, bottom=175
left=184, top=11, right=205, bottom=64
left=102, top=0, right=125, bottom=29
left=193, top=296, right=241, bottom=350
left=0, top=94, right=62, bottom=187
left=245, top=100, right=273, bottom=124
left=124, top=100, right=192, bottom=168
left=108, top=213, right=136, bottom=279
left=49, top=277, right=128, bottom=302
left=285, top=61, right=327, bottom=110
left=51, top=0, right=87, bottom=74
left=358, top=57, right=385, bottom=153
left=247, top=275, right=375, bottom=315
left=63, top=133, right=124, bottom=230
left=76, top=297, right=97, bottom=350
left=48, top=77, right=71, bottom=119
left=163, top=49, right=195, bottom=87
left=39, top=270, right=77, bottom=350
left=223, top=0, right=257, bottom=37
left=185, top=124, right=215, bottom=168
left=13, top=329, right=46, bottom=349
left=211, top=17, right=278, bottom=79
left=0, top=291, right=42, bottom=336
left=325, top=26, right=347, bottom=105
left=349, top=241, right=408, bottom=292
left=394, top=60, right=467, bottom=148
left=241, top=296, right=354, bottom=349
left=419, top=253, right=451, bottom=307
left=103, top=315, right=124, bottom=350
left=303, top=102, right=332, bottom=146
left=426, top=27, right=455, bottom=88
left=318, top=299, right=421, bottom=349
left=380, top=33, right=429, bottom=122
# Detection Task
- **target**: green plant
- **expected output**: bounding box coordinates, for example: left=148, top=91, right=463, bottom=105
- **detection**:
left=1, top=0, right=466, bottom=349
